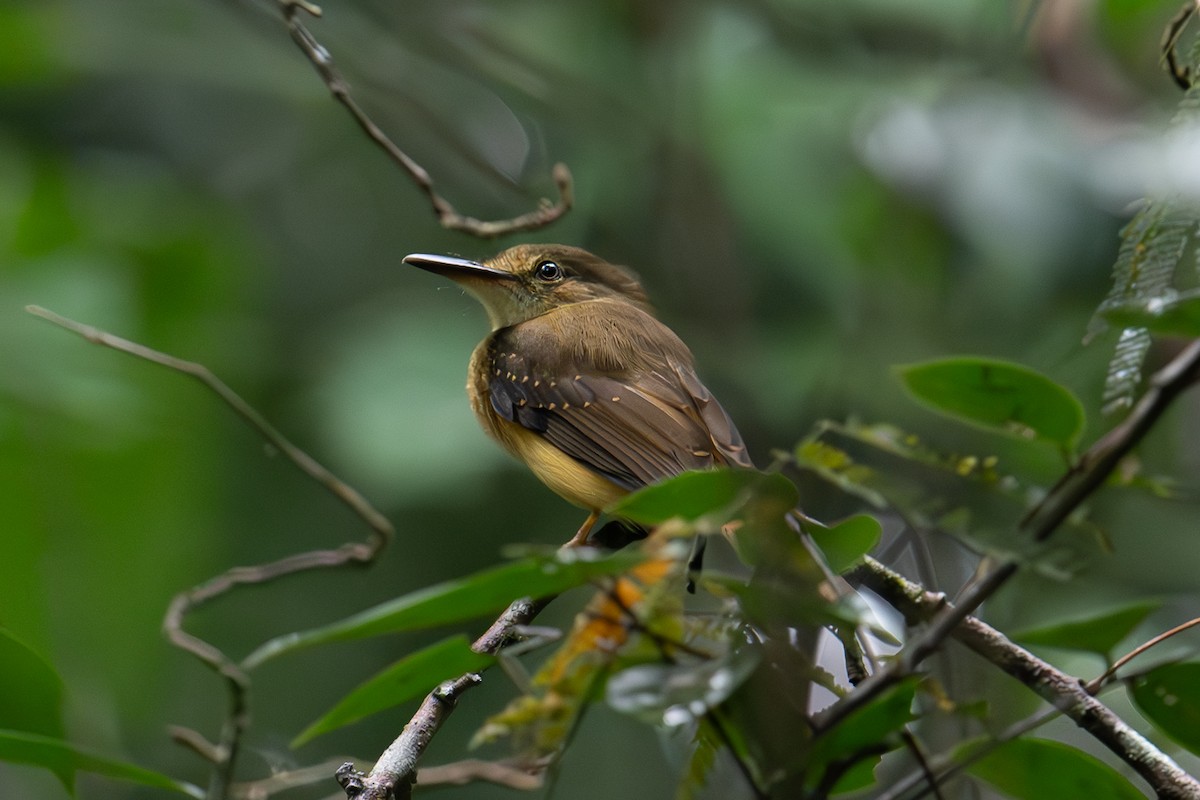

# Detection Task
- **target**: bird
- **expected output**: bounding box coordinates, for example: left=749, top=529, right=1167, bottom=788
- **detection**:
left=403, top=244, right=754, bottom=550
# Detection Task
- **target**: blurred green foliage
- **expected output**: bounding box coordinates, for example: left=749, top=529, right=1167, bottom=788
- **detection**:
left=4, top=0, right=1200, bottom=797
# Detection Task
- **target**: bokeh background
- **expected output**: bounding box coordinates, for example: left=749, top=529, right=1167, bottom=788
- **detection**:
left=4, top=0, right=1200, bottom=797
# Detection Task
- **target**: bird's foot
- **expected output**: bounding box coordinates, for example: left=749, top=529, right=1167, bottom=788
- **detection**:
left=562, top=510, right=600, bottom=549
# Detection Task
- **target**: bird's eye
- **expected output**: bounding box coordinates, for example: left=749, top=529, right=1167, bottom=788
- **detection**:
left=534, top=260, right=564, bottom=283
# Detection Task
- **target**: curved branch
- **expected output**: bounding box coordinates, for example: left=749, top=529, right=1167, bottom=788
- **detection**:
left=27, top=305, right=393, bottom=799
left=1087, top=615, right=1200, bottom=693
left=278, top=0, right=573, bottom=238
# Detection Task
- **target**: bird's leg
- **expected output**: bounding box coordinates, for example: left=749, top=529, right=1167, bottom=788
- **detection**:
left=563, top=509, right=600, bottom=548
left=686, top=536, right=707, bottom=593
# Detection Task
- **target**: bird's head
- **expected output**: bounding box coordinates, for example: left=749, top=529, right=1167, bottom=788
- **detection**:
left=403, top=244, right=652, bottom=330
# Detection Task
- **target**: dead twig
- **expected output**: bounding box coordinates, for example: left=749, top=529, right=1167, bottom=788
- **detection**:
left=336, top=595, right=554, bottom=799
left=1087, top=615, right=1200, bottom=693
left=1162, top=1, right=1200, bottom=90
left=27, top=305, right=393, bottom=800
left=416, top=758, right=543, bottom=791
left=277, top=0, right=573, bottom=238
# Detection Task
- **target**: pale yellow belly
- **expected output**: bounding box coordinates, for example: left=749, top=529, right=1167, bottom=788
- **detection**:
left=497, top=419, right=629, bottom=512
left=467, top=342, right=629, bottom=512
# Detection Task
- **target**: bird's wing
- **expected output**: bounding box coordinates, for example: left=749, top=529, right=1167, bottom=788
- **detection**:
left=486, top=305, right=752, bottom=490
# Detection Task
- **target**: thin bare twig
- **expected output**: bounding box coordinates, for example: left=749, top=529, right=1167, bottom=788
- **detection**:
left=27, top=306, right=393, bottom=799
left=26, top=305, right=393, bottom=548
left=852, top=558, right=1200, bottom=800
left=169, top=726, right=228, bottom=766
left=276, top=0, right=573, bottom=238
left=1087, top=615, right=1200, bottom=693
left=228, top=757, right=542, bottom=799
left=232, top=758, right=352, bottom=800
left=416, top=759, right=543, bottom=791
left=899, top=730, right=945, bottom=800
left=706, top=709, right=770, bottom=800
left=1162, top=1, right=1199, bottom=90
left=882, top=710, right=1061, bottom=800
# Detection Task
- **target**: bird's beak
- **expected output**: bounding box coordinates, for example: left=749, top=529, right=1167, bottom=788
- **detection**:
left=402, top=253, right=514, bottom=282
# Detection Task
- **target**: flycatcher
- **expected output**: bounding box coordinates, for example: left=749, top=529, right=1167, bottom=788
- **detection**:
left=403, top=244, right=753, bottom=547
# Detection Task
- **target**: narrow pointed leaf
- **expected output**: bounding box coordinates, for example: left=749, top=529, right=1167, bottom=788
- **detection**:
left=895, top=357, right=1084, bottom=449
left=967, top=737, right=1143, bottom=799
left=608, top=469, right=798, bottom=527
left=293, top=635, right=492, bottom=747
left=0, top=629, right=70, bottom=789
left=1011, top=601, right=1159, bottom=655
left=245, top=549, right=643, bottom=667
left=0, top=730, right=202, bottom=798
left=1130, top=662, right=1200, bottom=756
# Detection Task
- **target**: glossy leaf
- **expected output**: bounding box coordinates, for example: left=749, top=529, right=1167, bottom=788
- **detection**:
left=1130, top=662, right=1200, bottom=756
left=967, top=737, right=1143, bottom=800
left=895, top=357, right=1084, bottom=448
left=244, top=549, right=643, bottom=667
left=1011, top=601, right=1159, bottom=655
left=0, top=730, right=202, bottom=798
left=608, top=469, right=798, bottom=528
left=810, top=515, right=882, bottom=574
left=0, top=629, right=69, bottom=789
left=606, top=646, right=760, bottom=727
left=293, top=635, right=493, bottom=747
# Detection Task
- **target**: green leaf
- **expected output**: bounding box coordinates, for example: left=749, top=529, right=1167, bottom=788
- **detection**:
left=0, top=730, right=202, bottom=798
left=1130, top=662, right=1200, bottom=756
left=0, top=629, right=69, bottom=789
left=0, top=629, right=64, bottom=739
left=830, top=754, right=881, bottom=795
left=293, top=635, right=493, bottom=747
left=895, top=357, right=1085, bottom=449
left=608, top=469, right=798, bottom=528
left=1011, top=601, right=1159, bottom=655
left=810, top=515, right=882, bottom=574
left=1102, top=290, right=1200, bottom=338
left=244, top=549, right=643, bottom=668
left=793, top=437, right=888, bottom=509
left=967, top=737, right=1143, bottom=800
left=792, top=420, right=1099, bottom=562
left=606, top=646, right=761, bottom=726
left=809, top=678, right=917, bottom=772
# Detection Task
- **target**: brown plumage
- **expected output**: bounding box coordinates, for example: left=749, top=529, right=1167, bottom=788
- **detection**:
left=404, top=244, right=752, bottom=545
